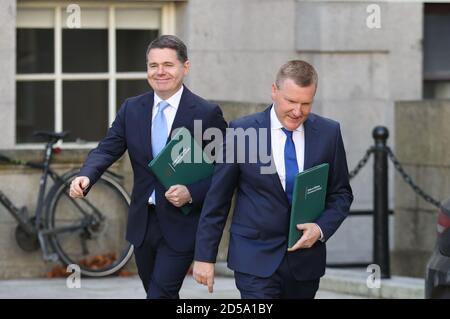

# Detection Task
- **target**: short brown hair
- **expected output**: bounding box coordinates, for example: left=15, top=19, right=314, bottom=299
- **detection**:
left=275, top=60, right=318, bottom=89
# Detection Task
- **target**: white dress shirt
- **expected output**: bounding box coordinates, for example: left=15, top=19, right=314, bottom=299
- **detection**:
left=152, top=85, right=184, bottom=134
left=148, top=86, right=184, bottom=204
left=270, top=105, right=305, bottom=190
left=270, top=105, right=324, bottom=241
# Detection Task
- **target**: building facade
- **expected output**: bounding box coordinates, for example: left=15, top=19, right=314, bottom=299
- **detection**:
left=0, top=0, right=449, bottom=277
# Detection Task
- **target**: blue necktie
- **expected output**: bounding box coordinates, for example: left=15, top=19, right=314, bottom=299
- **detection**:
left=282, top=128, right=299, bottom=205
left=149, top=100, right=170, bottom=203
left=151, top=100, right=170, bottom=156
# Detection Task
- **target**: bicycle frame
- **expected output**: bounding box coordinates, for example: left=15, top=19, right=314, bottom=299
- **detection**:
left=1, top=144, right=79, bottom=256
left=0, top=141, right=126, bottom=262
left=0, top=142, right=59, bottom=231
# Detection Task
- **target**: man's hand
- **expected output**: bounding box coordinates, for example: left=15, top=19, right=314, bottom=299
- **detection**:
left=69, top=176, right=90, bottom=198
left=192, top=261, right=215, bottom=293
left=287, top=223, right=321, bottom=252
left=165, top=184, right=192, bottom=207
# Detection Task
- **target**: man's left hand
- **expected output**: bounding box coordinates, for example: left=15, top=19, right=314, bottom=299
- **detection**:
left=165, top=184, right=192, bottom=207
left=287, top=223, right=321, bottom=252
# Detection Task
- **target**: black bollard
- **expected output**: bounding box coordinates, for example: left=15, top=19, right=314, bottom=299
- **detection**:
left=372, top=126, right=390, bottom=279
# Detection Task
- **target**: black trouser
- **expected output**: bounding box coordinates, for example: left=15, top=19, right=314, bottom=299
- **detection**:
left=133, top=206, right=193, bottom=299
left=234, top=253, right=320, bottom=299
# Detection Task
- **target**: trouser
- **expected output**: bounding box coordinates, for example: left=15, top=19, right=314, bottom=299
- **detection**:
left=133, top=205, right=193, bottom=299
left=234, top=253, right=320, bottom=299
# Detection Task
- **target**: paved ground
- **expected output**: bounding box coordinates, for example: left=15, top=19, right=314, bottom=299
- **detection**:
left=0, top=275, right=366, bottom=299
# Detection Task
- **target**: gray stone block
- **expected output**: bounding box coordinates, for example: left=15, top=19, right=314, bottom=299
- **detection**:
left=0, top=169, right=43, bottom=222
left=320, top=268, right=424, bottom=299
left=311, top=53, right=390, bottom=101
left=416, top=165, right=450, bottom=212
left=394, top=209, right=420, bottom=251
left=395, top=164, right=419, bottom=211
left=296, top=1, right=390, bottom=51
left=326, top=214, right=396, bottom=265
left=0, top=1, right=15, bottom=51
left=391, top=249, right=432, bottom=279
left=416, top=210, right=440, bottom=252
left=322, top=99, right=395, bottom=210
left=188, top=50, right=308, bottom=103
left=387, top=3, right=423, bottom=100
left=0, top=222, right=49, bottom=279
left=394, top=99, right=450, bottom=278
left=0, top=0, right=15, bottom=149
left=187, top=0, right=296, bottom=51
left=392, top=209, right=437, bottom=252
left=395, top=101, right=450, bottom=166
left=216, top=101, right=267, bottom=123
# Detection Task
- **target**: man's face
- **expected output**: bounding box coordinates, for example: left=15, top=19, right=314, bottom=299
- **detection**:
left=271, top=78, right=316, bottom=131
left=147, top=48, right=189, bottom=100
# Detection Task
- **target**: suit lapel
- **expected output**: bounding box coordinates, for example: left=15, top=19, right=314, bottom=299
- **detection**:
left=256, top=106, right=288, bottom=204
left=139, top=91, right=154, bottom=163
left=169, top=86, right=196, bottom=138
left=303, top=113, right=318, bottom=171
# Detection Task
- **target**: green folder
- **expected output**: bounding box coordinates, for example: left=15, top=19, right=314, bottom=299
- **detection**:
left=148, top=127, right=214, bottom=215
left=288, top=163, right=329, bottom=248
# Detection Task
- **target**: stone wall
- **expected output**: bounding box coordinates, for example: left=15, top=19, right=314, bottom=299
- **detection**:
left=0, top=149, right=135, bottom=278
left=0, top=0, right=15, bottom=149
left=182, top=0, right=423, bottom=212
left=392, top=100, right=450, bottom=278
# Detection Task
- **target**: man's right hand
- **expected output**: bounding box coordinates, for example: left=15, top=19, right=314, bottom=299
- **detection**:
left=193, top=261, right=215, bottom=293
left=69, top=176, right=90, bottom=198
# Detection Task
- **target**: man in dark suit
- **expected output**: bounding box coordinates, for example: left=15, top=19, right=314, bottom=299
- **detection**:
left=69, top=35, right=227, bottom=298
left=193, top=60, right=353, bottom=298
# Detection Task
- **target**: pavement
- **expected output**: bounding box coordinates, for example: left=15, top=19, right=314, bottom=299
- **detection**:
left=0, top=275, right=364, bottom=299
left=0, top=263, right=425, bottom=299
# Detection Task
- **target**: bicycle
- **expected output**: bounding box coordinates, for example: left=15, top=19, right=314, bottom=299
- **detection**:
left=0, top=131, right=134, bottom=277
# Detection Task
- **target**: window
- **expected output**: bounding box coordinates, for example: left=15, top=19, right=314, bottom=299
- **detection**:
left=423, top=3, right=450, bottom=99
left=16, top=2, right=175, bottom=146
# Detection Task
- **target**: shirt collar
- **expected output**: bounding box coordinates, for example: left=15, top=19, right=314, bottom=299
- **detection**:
left=154, top=85, right=184, bottom=110
left=270, top=104, right=304, bottom=132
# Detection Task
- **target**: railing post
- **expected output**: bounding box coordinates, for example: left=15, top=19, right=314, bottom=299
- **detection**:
left=372, top=126, right=390, bottom=279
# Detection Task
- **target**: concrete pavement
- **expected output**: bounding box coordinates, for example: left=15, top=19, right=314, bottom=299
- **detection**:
left=0, top=264, right=424, bottom=299
left=0, top=274, right=365, bottom=299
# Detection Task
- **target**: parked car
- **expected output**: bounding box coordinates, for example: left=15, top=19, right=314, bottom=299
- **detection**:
left=425, top=198, right=450, bottom=298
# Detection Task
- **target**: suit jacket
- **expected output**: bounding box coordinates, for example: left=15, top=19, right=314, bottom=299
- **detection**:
left=195, top=106, right=353, bottom=280
left=79, top=86, right=227, bottom=251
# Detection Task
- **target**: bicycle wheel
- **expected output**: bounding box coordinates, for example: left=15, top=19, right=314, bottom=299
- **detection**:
left=46, top=171, right=133, bottom=277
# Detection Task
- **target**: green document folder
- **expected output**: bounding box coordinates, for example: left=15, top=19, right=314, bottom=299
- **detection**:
left=288, top=163, right=329, bottom=248
left=148, top=127, right=214, bottom=215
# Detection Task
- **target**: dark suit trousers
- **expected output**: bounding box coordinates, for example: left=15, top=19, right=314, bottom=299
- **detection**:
left=133, top=206, right=193, bottom=299
left=234, top=253, right=320, bottom=299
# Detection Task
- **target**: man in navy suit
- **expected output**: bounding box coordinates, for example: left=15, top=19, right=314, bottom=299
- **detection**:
left=69, top=35, right=226, bottom=298
left=193, top=60, right=353, bottom=298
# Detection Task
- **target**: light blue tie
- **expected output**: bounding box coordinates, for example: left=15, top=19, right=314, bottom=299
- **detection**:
left=282, top=128, right=299, bottom=205
left=152, top=100, right=170, bottom=156
left=149, top=100, right=170, bottom=203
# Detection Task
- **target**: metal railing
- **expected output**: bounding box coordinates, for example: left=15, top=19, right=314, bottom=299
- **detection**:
left=345, top=125, right=449, bottom=278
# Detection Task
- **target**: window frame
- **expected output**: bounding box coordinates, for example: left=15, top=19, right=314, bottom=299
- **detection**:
left=15, top=1, right=176, bottom=149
